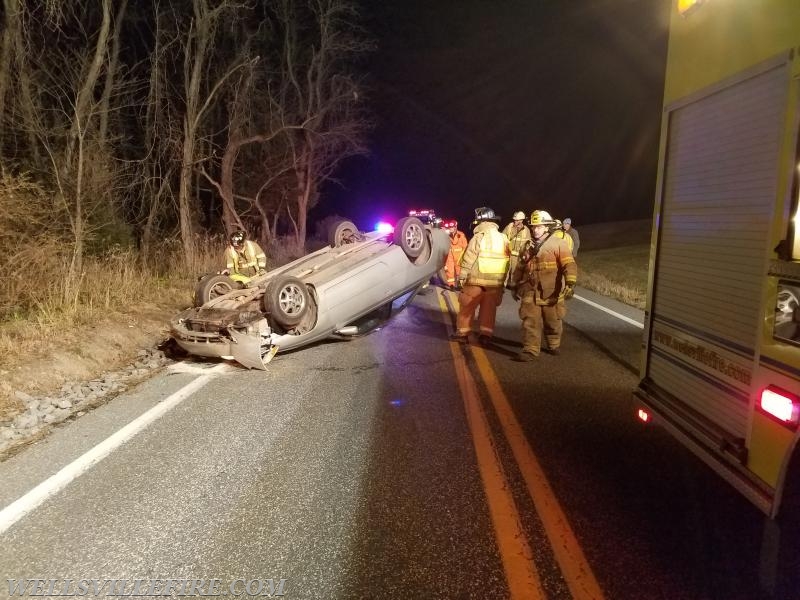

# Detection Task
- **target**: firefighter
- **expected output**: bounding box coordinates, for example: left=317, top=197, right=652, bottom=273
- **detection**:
left=550, top=219, right=574, bottom=253
left=501, top=210, right=532, bottom=287
left=563, top=218, right=580, bottom=256
left=510, top=210, right=577, bottom=361
left=443, top=219, right=468, bottom=289
left=450, top=207, right=510, bottom=345
left=223, top=230, right=267, bottom=282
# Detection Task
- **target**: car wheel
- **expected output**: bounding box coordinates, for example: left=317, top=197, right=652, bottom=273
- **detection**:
left=329, top=219, right=362, bottom=247
left=393, top=216, right=428, bottom=259
left=194, top=274, right=242, bottom=306
left=263, top=275, right=310, bottom=328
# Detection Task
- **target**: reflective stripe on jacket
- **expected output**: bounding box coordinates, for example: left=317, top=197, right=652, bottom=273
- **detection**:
left=502, top=222, right=532, bottom=256
left=225, top=240, right=267, bottom=276
left=513, top=234, right=577, bottom=306
left=459, top=221, right=510, bottom=287
left=551, top=229, right=573, bottom=252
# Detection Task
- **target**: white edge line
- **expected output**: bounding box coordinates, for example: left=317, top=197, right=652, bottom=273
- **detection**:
left=0, top=368, right=220, bottom=535
left=574, top=293, right=644, bottom=329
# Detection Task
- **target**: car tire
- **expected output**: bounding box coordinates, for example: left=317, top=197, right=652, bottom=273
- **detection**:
left=393, top=216, right=428, bottom=259
left=194, top=274, right=242, bottom=306
left=262, top=275, right=310, bottom=329
left=329, top=219, right=361, bottom=248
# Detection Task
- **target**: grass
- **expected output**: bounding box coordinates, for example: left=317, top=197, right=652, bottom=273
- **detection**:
left=577, top=245, right=650, bottom=309
left=573, top=219, right=651, bottom=310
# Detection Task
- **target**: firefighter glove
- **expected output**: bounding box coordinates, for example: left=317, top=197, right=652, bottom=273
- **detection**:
left=564, top=284, right=575, bottom=300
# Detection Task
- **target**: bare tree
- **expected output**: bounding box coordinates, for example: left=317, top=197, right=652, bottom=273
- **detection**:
left=0, top=0, right=21, bottom=135
left=1, top=1, right=113, bottom=280
left=97, top=0, right=128, bottom=147
left=0, top=0, right=43, bottom=164
left=176, top=0, right=250, bottom=260
left=0, top=0, right=374, bottom=278
left=274, top=0, right=373, bottom=246
left=63, top=0, right=112, bottom=170
left=194, top=0, right=372, bottom=249
left=198, top=57, right=307, bottom=241
left=137, top=5, right=181, bottom=257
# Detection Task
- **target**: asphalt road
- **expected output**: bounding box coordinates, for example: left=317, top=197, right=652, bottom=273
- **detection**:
left=0, top=285, right=768, bottom=599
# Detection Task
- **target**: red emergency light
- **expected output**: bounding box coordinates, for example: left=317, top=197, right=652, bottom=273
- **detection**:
left=759, top=386, right=800, bottom=427
left=637, top=408, right=650, bottom=423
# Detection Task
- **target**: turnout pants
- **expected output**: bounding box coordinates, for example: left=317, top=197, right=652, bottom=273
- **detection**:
left=519, top=296, right=566, bottom=355
left=456, top=284, right=504, bottom=336
left=444, top=258, right=461, bottom=286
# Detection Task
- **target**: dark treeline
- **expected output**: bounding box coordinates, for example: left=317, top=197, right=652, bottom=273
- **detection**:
left=0, top=0, right=373, bottom=280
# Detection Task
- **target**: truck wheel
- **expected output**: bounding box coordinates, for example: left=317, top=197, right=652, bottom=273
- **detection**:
left=393, top=216, right=428, bottom=259
left=194, top=274, right=241, bottom=306
left=328, top=219, right=362, bottom=247
left=262, top=275, right=309, bottom=328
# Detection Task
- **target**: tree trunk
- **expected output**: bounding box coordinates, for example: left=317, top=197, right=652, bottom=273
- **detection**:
left=178, top=116, right=196, bottom=260
left=15, top=64, right=41, bottom=166
left=69, top=120, right=86, bottom=282
left=5, top=0, right=41, bottom=165
left=177, top=0, right=216, bottom=263
left=255, top=201, right=272, bottom=246
left=220, top=138, right=242, bottom=234
left=294, top=144, right=313, bottom=248
left=0, top=0, right=20, bottom=141
left=65, top=0, right=111, bottom=167
left=98, top=0, right=127, bottom=146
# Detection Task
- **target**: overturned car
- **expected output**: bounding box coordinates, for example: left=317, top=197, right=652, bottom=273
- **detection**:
left=170, top=217, right=449, bottom=369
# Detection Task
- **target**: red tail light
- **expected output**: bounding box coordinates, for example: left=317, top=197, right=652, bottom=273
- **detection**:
left=760, top=387, right=800, bottom=427
left=637, top=408, right=650, bottom=423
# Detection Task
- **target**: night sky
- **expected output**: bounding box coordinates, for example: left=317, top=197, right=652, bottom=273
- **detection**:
left=314, top=0, right=671, bottom=230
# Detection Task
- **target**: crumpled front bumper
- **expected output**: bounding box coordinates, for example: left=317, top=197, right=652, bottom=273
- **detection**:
left=170, top=308, right=277, bottom=370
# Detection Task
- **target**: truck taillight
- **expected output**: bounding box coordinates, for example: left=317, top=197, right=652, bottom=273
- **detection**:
left=637, top=408, right=650, bottom=423
left=760, top=387, right=800, bottom=427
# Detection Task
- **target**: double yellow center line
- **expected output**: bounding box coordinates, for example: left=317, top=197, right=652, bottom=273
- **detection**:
left=438, top=291, right=605, bottom=600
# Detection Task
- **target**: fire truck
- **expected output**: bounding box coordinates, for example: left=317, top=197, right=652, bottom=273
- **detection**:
left=633, top=0, right=800, bottom=593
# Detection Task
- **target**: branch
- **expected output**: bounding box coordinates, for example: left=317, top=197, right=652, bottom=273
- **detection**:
left=192, top=57, right=257, bottom=132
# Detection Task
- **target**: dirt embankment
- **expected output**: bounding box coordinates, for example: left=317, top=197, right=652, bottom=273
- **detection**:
left=0, top=304, right=179, bottom=442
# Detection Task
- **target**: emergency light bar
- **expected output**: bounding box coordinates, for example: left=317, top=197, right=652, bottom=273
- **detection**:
left=408, top=209, right=442, bottom=227
left=760, top=386, right=800, bottom=428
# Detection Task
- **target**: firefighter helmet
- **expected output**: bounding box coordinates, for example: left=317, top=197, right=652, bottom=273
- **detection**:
left=230, top=230, right=246, bottom=249
left=512, top=211, right=526, bottom=221
left=529, top=210, right=555, bottom=226
left=474, top=207, right=499, bottom=222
